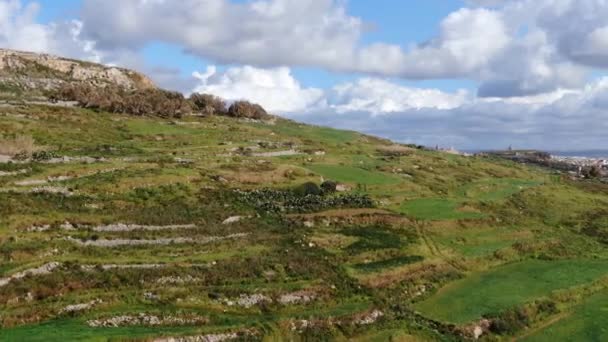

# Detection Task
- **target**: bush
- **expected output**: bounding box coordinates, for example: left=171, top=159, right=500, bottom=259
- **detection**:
left=54, top=83, right=192, bottom=118
left=31, top=151, right=59, bottom=162
left=227, top=100, right=268, bottom=119
left=236, top=188, right=374, bottom=214
left=583, top=165, right=602, bottom=179
left=189, top=93, right=226, bottom=115
left=488, top=308, right=530, bottom=335
left=320, top=180, right=338, bottom=194
left=294, top=182, right=322, bottom=196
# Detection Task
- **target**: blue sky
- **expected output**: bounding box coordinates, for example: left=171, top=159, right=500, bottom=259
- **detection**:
left=3, top=0, right=608, bottom=150
left=30, top=0, right=473, bottom=91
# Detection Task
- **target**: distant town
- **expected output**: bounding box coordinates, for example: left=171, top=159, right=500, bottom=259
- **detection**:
left=435, top=146, right=608, bottom=180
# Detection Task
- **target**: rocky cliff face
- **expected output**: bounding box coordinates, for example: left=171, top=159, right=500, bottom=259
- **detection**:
left=0, top=49, right=155, bottom=92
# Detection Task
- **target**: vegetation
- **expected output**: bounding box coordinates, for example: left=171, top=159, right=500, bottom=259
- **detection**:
left=413, top=259, right=608, bottom=324
left=1, top=55, right=608, bottom=341
left=54, top=83, right=192, bottom=118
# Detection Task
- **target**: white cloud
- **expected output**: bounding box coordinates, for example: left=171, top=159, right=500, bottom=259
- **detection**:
left=3, top=0, right=608, bottom=150
left=7, top=0, right=608, bottom=100
left=328, top=78, right=469, bottom=115
left=284, top=76, right=608, bottom=150
left=191, top=65, right=470, bottom=115
left=0, top=0, right=100, bottom=61
left=79, top=1, right=514, bottom=81
left=0, top=0, right=50, bottom=52
left=81, top=0, right=362, bottom=70
left=192, top=65, right=324, bottom=113
left=476, top=29, right=587, bottom=97
left=531, top=0, right=608, bottom=68
left=77, top=0, right=607, bottom=98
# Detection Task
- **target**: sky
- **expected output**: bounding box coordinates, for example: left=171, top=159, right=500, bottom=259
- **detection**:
left=2, top=0, right=608, bottom=151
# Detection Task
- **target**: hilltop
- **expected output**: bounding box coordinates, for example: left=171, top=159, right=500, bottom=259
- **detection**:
left=1, top=50, right=607, bottom=341
left=0, top=49, right=154, bottom=98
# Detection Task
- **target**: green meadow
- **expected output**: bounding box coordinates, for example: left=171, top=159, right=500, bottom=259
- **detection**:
left=414, top=259, right=608, bottom=324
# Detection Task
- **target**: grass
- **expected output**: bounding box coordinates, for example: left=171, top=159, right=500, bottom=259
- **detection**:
left=521, top=290, right=608, bottom=342
left=343, top=226, right=405, bottom=253
left=351, top=255, right=424, bottom=273
left=400, top=198, right=484, bottom=220
left=0, top=319, right=211, bottom=342
left=267, top=120, right=358, bottom=145
left=307, top=164, right=401, bottom=185
left=414, top=259, right=608, bottom=324
left=459, top=178, right=542, bottom=201
left=2, top=92, right=608, bottom=340
left=435, top=227, right=533, bottom=257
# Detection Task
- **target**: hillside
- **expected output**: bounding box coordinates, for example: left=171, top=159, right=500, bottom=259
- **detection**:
left=0, top=49, right=155, bottom=99
left=1, top=51, right=607, bottom=341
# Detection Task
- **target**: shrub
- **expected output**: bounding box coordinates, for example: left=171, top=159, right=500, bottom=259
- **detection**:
left=31, top=150, right=59, bottom=161
left=227, top=100, right=268, bottom=119
left=236, top=188, right=374, bottom=214
left=488, top=308, right=530, bottom=335
left=294, top=182, right=322, bottom=196
left=321, top=180, right=338, bottom=194
left=54, top=83, right=192, bottom=118
left=189, top=93, right=226, bottom=115
left=583, top=165, right=602, bottom=179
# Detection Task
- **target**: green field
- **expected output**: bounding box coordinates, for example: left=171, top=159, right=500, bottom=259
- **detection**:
left=400, top=198, right=484, bottom=220
left=436, top=227, right=532, bottom=257
left=459, top=178, right=542, bottom=201
left=3, top=52, right=608, bottom=341
left=307, top=164, right=402, bottom=185
left=521, top=290, right=608, bottom=342
left=0, top=319, right=208, bottom=342
left=414, top=259, right=608, bottom=324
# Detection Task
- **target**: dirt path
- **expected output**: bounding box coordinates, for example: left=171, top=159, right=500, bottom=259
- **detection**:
left=415, top=221, right=468, bottom=272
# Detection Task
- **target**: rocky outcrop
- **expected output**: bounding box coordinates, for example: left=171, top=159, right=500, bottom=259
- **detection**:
left=0, top=49, right=155, bottom=92
left=153, top=330, right=257, bottom=342
left=68, top=233, right=249, bottom=247
left=87, top=313, right=208, bottom=327
left=0, top=262, right=61, bottom=287
left=60, top=299, right=103, bottom=314
left=278, top=291, right=317, bottom=305
left=91, top=223, right=196, bottom=232
left=225, top=294, right=272, bottom=308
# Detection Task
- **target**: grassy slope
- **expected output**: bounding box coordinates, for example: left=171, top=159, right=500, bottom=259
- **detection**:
left=520, top=289, right=608, bottom=342
left=0, top=104, right=607, bottom=340
left=413, top=259, right=608, bottom=324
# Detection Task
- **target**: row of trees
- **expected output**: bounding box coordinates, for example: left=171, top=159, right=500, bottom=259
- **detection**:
left=52, top=84, right=268, bottom=119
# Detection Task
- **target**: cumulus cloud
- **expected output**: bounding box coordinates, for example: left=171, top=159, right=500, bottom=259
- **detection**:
left=0, top=0, right=100, bottom=61
left=477, top=29, right=587, bottom=97
left=192, top=65, right=324, bottom=113
left=8, top=0, right=608, bottom=99
left=81, top=0, right=362, bottom=70
left=3, top=0, right=608, bottom=150
left=377, top=8, right=509, bottom=78
left=327, top=78, right=469, bottom=114
left=532, top=0, right=608, bottom=68
left=77, top=0, right=608, bottom=98
left=191, top=65, right=470, bottom=115
left=282, top=76, right=608, bottom=150
left=79, top=1, right=513, bottom=81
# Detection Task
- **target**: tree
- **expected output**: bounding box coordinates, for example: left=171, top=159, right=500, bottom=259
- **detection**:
left=189, top=93, right=226, bottom=115
left=227, top=100, right=268, bottom=119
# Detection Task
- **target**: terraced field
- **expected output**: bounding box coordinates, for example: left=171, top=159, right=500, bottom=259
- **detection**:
left=1, top=86, right=608, bottom=340
left=521, top=290, right=608, bottom=341
left=414, top=259, right=608, bottom=324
